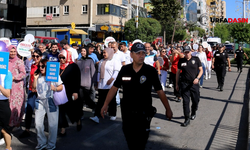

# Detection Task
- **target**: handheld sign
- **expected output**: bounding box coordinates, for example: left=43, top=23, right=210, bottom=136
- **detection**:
left=202, top=42, right=208, bottom=48
left=0, top=38, right=11, bottom=47
left=157, top=57, right=164, bottom=66
left=104, top=37, right=116, bottom=48
left=24, top=34, right=35, bottom=43
left=17, top=41, right=32, bottom=57
left=0, top=52, right=9, bottom=75
left=46, top=62, right=60, bottom=82
left=10, top=39, right=19, bottom=47
left=84, top=38, right=91, bottom=45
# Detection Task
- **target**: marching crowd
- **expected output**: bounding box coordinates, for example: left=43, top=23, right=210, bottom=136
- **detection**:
left=0, top=38, right=246, bottom=150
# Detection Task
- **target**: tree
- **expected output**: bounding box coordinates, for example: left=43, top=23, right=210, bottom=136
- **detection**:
left=230, top=23, right=250, bottom=43
left=150, top=0, right=182, bottom=44
left=124, top=17, right=161, bottom=42
left=213, top=23, right=230, bottom=43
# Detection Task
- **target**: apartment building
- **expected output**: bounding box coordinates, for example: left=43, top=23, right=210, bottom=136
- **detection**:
left=26, top=0, right=134, bottom=42
left=0, top=0, right=26, bottom=38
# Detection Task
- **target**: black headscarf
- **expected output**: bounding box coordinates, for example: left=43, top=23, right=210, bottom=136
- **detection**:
left=81, top=46, right=91, bottom=60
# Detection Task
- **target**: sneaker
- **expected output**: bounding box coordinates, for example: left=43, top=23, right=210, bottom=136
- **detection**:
left=46, top=145, right=56, bottom=150
left=19, top=130, right=30, bottom=138
left=110, top=116, right=116, bottom=121
left=168, top=84, right=173, bottom=88
left=176, top=97, right=181, bottom=102
left=208, top=75, right=211, bottom=79
left=200, top=86, right=203, bottom=88
left=205, top=78, right=208, bottom=80
left=117, top=103, right=120, bottom=107
left=90, top=116, right=99, bottom=123
left=0, top=138, right=5, bottom=145
left=35, top=144, right=47, bottom=150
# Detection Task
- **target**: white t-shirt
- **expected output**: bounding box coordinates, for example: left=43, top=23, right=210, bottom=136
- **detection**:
left=67, top=47, right=78, bottom=62
left=113, top=50, right=125, bottom=66
left=192, top=51, right=208, bottom=67
left=98, top=59, right=121, bottom=89
left=123, top=50, right=132, bottom=65
left=36, top=75, right=63, bottom=100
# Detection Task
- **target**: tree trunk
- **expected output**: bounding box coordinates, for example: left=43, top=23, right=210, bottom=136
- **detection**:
left=164, top=29, right=166, bottom=47
left=171, top=21, right=177, bottom=44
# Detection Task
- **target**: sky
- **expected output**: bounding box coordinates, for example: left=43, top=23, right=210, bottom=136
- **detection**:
left=225, top=0, right=249, bottom=18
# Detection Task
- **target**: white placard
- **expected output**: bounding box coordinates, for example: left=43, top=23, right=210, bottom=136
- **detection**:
left=17, top=41, right=32, bottom=57
left=105, top=37, right=116, bottom=48
left=84, top=38, right=91, bottom=45
left=202, top=42, right=208, bottom=48
left=0, top=38, right=11, bottom=47
left=24, top=34, right=35, bottom=43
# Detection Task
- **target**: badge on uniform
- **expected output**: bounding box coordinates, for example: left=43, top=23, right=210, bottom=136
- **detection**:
left=140, top=75, right=146, bottom=84
left=181, top=63, right=187, bottom=66
left=192, top=60, right=195, bottom=64
left=216, top=54, right=220, bottom=56
left=223, top=53, right=225, bottom=55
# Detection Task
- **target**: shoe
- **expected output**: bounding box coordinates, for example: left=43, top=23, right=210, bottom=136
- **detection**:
left=168, top=84, right=173, bottom=88
left=46, top=146, right=56, bottom=150
left=182, top=118, right=190, bottom=127
left=12, top=126, right=21, bottom=132
left=205, top=78, right=208, bottom=80
left=240, top=70, right=242, bottom=73
left=176, top=97, right=181, bottom=102
left=200, top=86, right=203, bottom=88
left=110, top=116, right=116, bottom=121
left=58, top=132, right=66, bottom=137
left=0, top=138, right=5, bottom=145
left=19, top=130, right=30, bottom=138
left=90, top=116, right=99, bottom=123
left=208, top=76, right=211, bottom=79
left=216, top=86, right=220, bottom=89
left=35, top=144, right=47, bottom=150
left=117, top=103, right=120, bottom=107
left=220, top=87, right=223, bottom=91
left=191, top=112, right=196, bottom=120
left=77, top=121, right=82, bottom=131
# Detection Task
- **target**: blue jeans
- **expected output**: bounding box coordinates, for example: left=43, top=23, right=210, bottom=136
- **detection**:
left=25, top=90, right=37, bottom=129
left=199, top=63, right=205, bottom=86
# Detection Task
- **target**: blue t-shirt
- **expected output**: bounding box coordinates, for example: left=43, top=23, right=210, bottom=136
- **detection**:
left=47, top=52, right=59, bottom=62
left=0, top=71, right=13, bottom=100
left=78, top=53, right=99, bottom=64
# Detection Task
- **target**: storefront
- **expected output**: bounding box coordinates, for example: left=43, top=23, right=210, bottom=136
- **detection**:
left=91, top=24, right=124, bottom=42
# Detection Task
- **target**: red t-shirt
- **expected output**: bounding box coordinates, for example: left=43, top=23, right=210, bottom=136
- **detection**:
left=171, top=55, right=180, bottom=74
left=154, top=57, right=169, bottom=71
left=29, top=64, right=38, bottom=91
left=206, top=51, right=213, bottom=61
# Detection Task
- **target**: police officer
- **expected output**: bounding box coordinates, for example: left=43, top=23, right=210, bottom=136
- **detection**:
left=176, top=46, right=203, bottom=127
left=234, top=45, right=249, bottom=72
left=100, top=43, right=173, bottom=150
left=212, top=44, right=231, bottom=91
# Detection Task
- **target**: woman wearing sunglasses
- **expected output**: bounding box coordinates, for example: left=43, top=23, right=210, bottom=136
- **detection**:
left=19, top=49, right=42, bottom=138
left=33, top=59, right=63, bottom=150
left=58, top=50, right=81, bottom=136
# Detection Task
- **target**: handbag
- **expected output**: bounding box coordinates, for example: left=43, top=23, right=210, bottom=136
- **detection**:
left=53, top=69, right=68, bottom=105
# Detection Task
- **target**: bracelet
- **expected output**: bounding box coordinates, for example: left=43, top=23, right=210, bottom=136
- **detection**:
left=196, top=78, right=200, bottom=80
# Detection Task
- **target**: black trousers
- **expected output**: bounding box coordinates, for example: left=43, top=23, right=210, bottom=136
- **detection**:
left=0, top=100, right=11, bottom=139
left=79, top=87, right=96, bottom=110
left=172, top=73, right=181, bottom=97
left=236, top=58, right=243, bottom=71
left=180, top=82, right=200, bottom=118
left=94, top=89, right=117, bottom=117
left=215, top=65, right=226, bottom=87
left=169, top=72, right=173, bottom=85
left=122, top=113, right=151, bottom=150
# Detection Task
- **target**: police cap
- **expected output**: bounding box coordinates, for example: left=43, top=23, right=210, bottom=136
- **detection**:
left=183, top=45, right=191, bottom=52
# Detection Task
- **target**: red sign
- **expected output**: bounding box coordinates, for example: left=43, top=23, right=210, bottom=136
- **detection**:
left=46, top=14, right=53, bottom=20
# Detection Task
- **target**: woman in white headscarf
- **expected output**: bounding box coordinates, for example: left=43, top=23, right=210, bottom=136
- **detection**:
left=90, top=48, right=121, bottom=123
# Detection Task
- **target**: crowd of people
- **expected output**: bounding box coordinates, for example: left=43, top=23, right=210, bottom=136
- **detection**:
left=0, top=38, right=243, bottom=150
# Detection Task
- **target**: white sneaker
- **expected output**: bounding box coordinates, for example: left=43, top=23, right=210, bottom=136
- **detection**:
left=0, top=138, right=5, bottom=145
left=200, top=86, right=203, bottom=88
left=35, top=144, right=47, bottom=150
left=205, top=78, right=208, bottom=80
left=209, top=76, right=211, bottom=79
left=168, top=84, right=173, bottom=88
left=90, top=116, right=99, bottom=123
left=110, top=116, right=116, bottom=121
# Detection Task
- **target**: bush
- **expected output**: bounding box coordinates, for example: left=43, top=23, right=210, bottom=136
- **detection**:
left=231, top=48, right=250, bottom=64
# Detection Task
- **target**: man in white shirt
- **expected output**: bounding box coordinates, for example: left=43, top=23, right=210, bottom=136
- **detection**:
left=60, top=39, right=78, bottom=62
left=119, top=42, right=132, bottom=65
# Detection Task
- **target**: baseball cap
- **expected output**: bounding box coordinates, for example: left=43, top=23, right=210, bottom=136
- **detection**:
left=183, top=45, right=191, bottom=52
left=131, top=43, right=146, bottom=53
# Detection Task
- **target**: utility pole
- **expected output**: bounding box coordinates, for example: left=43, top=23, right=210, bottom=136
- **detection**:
left=135, top=0, right=139, bottom=38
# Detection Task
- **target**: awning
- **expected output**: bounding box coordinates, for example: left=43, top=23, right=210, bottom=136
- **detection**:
left=51, top=28, right=88, bottom=35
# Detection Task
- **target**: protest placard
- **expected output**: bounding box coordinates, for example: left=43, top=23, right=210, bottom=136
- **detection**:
left=45, top=62, right=60, bottom=82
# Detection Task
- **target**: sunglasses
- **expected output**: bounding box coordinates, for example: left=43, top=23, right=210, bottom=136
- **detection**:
left=32, top=55, right=40, bottom=58
left=40, top=65, right=46, bottom=69
left=162, top=51, right=166, bottom=53
left=59, top=57, right=66, bottom=60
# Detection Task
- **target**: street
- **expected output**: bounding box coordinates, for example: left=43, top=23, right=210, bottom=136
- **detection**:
left=1, top=66, right=249, bottom=150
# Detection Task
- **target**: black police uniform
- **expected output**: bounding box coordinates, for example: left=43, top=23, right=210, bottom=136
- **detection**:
left=178, top=56, right=201, bottom=122
left=214, top=51, right=228, bottom=90
left=235, top=49, right=245, bottom=72
left=113, top=63, right=162, bottom=150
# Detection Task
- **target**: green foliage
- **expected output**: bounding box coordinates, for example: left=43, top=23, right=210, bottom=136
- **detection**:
left=230, top=48, right=250, bottom=64
left=214, top=23, right=230, bottom=43
left=124, top=17, right=161, bottom=42
left=230, top=23, right=250, bottom=43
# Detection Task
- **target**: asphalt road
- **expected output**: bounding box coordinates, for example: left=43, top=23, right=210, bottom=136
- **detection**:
left=0, top=66, right=249, bottom=150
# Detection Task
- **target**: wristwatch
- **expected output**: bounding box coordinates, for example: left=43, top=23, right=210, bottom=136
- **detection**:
left=196, top=77, right=200, bottom=80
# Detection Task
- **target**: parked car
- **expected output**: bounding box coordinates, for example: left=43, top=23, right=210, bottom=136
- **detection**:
left=34, top=36, right=62, bottom=50
left=225, top=44, right=234, bottom=54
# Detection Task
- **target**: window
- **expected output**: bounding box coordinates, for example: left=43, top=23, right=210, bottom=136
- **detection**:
left=97, top=4, right=110, bottom=15
left=82, top=5, right=88, bottom=14
left=43, top=6, right=59, bottom=17
left=64, top=5, right=69, bottom=15
left=197, top=10, right=201, bottom=14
